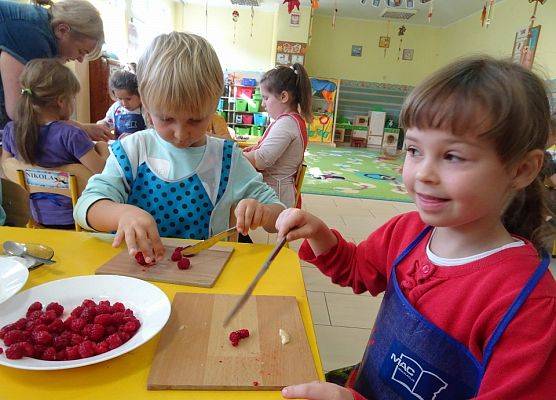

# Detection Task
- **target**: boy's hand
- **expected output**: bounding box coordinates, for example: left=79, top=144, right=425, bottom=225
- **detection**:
left=276, top=208, right=338, bottom=255
left=112, top=206, right=165, bottom=264
left=235, top=198, right=270, bottom=235
left=282, top=381, right=354, bottom=400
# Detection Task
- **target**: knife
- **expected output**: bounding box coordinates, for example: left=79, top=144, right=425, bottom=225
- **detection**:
left=223, top=236, right=288, bottom=327
left=180, top=227, right=237, bottom=256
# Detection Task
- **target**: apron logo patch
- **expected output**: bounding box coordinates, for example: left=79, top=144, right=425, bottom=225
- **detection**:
left=389, top=352, right=447, bottom=400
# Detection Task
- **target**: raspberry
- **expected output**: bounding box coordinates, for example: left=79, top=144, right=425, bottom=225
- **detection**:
left=111, top=312, right=124, bottom=325
left=33, top=344, right=47, bottom=358
left=82, top=299, right=97, bottom=308
left=13, top=318, right=27, bottom=330
left=177, top=258, right=191, bottom=270
left=0, top=348, right=3, bottom=354
left=78, top=341, right=96, bottom=358
left=71, top=306, right=84, bottom=318
left=105, top=333, right=122, bottom=350
left=120, top=321, right=139, bottom=334
left=5, top=344, right=23, bottom=359
left=53, top=335, right=69, bottom=351
left=45, top=302, right=64, bottom=317
left=134, top=252, right=147, bottom=266
left=117, top=331, right=130, bottom=343
left=123, top=309, right=134, bottom=317
left=170, top=251, right=182, bottom=261
left=95, top=304, right=111, bottom=315
left=27, top=302, right=43, bottom=314
left=88, top=324, right=105, bottom=342
left=43, top=310, right=58, bottom=323
left=41, top=347, right=56, bottom=361
left=80, top=307, right=97, bottom=323
left=95, top=341, right=109, bottom=354
left=3, top=330, right=29, bottom=346
left=112, top=302, right=125, bottom=313
left=26, top=310, right=43, bottom=321
left=105, top=325, right=117, bottom=335
left=19, top=342, right=35, bottom=357
left=94, top=314, right=113, bottom=327
left=228, top=329, right=250, bottom=347
left=32, top=330, right=52, bottom=345
left=47, top=319, right=64, bottom=334
left=70, top=318, right=86, bottom=333
left=56, top=349, right=68, bottom=361
left=66, top=345, right=80, bottom=360
left=70, top=333, right=84, bottom=345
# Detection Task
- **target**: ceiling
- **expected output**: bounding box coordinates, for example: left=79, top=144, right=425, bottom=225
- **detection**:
left=181, top=0, right=508, bottom=27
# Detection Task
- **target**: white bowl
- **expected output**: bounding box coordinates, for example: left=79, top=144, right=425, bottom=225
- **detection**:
left=0, top=256, right=29, bottom=305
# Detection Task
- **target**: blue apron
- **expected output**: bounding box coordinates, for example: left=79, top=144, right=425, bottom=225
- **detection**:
left=110, top=139, right=234, bottom=240
left=114, top=106, right=146, bottom=138
left=353, top=226, right=550, bottom=399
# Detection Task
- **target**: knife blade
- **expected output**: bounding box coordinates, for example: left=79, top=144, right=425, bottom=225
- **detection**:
left=181, top=227, right=237, bottom=256
left=222, top=236, right=287, bottom=327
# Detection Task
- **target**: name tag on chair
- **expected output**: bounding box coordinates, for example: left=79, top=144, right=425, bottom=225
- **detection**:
left=24, top=169, right=70, bottom=189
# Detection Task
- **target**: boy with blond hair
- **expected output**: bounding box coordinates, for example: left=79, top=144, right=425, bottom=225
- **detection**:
left=74, top=32, right=284, bottom=263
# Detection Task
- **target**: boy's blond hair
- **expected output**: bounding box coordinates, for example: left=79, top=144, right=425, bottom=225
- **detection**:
left=137, top=32, right=223, bottom=119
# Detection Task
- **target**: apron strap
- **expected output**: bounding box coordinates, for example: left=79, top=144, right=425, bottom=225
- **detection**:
left=482, top=251, right=551, bottom=366
left=391, top=225, right=433, bottom=268
left=110, top=140, right=134, bottom=187
left=216, top=140, right=234, bottom=203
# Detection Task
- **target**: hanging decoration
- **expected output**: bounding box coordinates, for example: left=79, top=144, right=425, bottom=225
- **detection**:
left=480, top=1, right=487, bottom=27
left=283, top=0, right=300, bottom=14
left=427, top=0, right=434, bottom=23
left=485, top=0, right=494, bottom=27
left=520, top=0, right=547, bottom=67
left=232, top=9, right=239, bottom=44
left=311, top=0, right=320, bottom=9
left=250, top=6, right=254, bottom=38
left=205, top=0, right=208, bottom=37
left=397, top=25, right=406, bottom=61
left=332, top=1, right=338, bottom=29
left=381, top=20, right=391, bottom=58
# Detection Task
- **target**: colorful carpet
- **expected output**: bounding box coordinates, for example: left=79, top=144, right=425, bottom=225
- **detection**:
left=301, top=144, right=412, bottom=203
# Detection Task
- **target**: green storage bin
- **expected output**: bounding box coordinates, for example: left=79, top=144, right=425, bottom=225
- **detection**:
left=216, top=111, right=226, bottom=120
left=251, top=126, right=264, bottom=136
left=247, top=99, right=261, bottom=113
left=235, top=99, right=248, bottom=112
left=235, top=126, right=251, bottom=135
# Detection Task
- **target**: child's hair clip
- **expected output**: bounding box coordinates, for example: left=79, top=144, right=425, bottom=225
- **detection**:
left=21, top=88, right=33, bottom=96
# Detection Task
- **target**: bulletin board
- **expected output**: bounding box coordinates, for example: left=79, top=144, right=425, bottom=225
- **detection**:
left=275, top=41, right=307, bottom=66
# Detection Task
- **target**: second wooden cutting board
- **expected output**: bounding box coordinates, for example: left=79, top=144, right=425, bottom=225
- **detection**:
left=147, top=293, right=319, bottom=390
left=95, top=238, right=233, bottom=287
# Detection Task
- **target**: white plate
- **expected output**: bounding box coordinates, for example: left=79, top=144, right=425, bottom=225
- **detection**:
left=0, top=275, right=171, bottom=370
left=0, top=257, right=29, bottom=305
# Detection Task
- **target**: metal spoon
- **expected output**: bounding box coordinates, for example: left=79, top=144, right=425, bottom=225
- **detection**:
left=2, top=241, right=55, bottom=265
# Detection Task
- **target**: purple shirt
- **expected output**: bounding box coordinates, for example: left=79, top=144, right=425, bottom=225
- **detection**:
left=3, top=121, right=94, bottom=225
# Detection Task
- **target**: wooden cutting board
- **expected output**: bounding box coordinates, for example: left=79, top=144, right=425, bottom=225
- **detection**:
left=95, top=239, right=233, bottom=288
left=147, top=293, right=319, bottom=390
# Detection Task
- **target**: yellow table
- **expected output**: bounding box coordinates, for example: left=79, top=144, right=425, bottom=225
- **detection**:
left=0, top=227, right=323, bottom=399
left=233, top=135, right=260, bottom=149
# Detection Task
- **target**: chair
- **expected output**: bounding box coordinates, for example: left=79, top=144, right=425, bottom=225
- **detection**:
left=294, top=162, right=308, bottom=209
left=2, top=157, right=92, bottom=232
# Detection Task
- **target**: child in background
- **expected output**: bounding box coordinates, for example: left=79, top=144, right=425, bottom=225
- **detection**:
left=74, top=32, right=284, bottom=264
left=243, top=64, right=311, bottom=208
left=276, top=57, right=555, bottom=400
left=96, top=67, right=145, bottom=139
left=1, top=59, right=107, bottom=229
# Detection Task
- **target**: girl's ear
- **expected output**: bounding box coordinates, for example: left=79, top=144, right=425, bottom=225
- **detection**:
left=279, top=91, right=291, bottom=104
left=53, top=23, right=71, bottom=39
left=511, top=149, right=545, bottom=190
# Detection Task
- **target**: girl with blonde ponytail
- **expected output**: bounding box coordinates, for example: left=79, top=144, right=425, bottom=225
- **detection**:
left=1, top=59, right=108, bottom=229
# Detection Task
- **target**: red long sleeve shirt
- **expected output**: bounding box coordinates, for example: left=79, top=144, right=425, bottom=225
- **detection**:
left=299, top=212, right=556, bottom=400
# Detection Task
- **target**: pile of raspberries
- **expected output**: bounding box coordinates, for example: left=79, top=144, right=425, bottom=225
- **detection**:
left=135, top=246, right=193, bottom=270
left=228, top=329, right=250, bottom=347
left=0, top=300, right=140, bottom=361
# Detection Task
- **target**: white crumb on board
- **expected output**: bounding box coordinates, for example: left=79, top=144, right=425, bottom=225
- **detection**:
left=279, top=329, right=290, bottom=345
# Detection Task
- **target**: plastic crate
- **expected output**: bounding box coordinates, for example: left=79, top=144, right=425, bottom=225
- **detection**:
left=254, top=113, right=267, bottom=126
left=242, top=114, right=254, bottom=124
left=251, top=126, right=264, bottom=136
left=235, top=126, right=251, bottom=135
left=241, top=78, right=257, bottom=86
left=235, top=86, right=254, bottom=99
left=235, top=99, right=248, bottom=112
left=247, top=99, right=261, bottom=113
left=235, top=114, right=244, bottom=124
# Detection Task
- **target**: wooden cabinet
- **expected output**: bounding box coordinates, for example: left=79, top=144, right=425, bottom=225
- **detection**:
left=88, top=57, right=122, bottom=123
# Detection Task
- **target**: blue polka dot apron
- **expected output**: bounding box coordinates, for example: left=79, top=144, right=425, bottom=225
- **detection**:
left=353, top=226, right=550, bottom=399
left=114, top=105, right=146, bottom=139
left=110, top=139, right=234, bottom=239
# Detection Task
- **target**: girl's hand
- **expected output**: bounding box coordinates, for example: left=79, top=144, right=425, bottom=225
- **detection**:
left=112, top=207, right=165, bottom=264
left=81, top=122, right=114, bottom=142
left=235, top=198, right=269, bottom=235
left=275, top=208, right=338, bottom=255
left=282, top=381, right=354, bottom=400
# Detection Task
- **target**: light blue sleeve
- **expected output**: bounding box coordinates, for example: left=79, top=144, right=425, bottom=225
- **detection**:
left=73, top=152, right=129, bottom=230
left=228, top=146, right=285, bottom=207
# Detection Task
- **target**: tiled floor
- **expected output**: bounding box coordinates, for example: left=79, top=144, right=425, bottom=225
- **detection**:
left=250, top=193, right=416, bottom=373
left=251, top=193, right=556, bottom=374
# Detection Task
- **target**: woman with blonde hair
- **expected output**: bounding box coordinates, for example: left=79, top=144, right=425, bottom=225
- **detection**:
left=0, top=0, right=110, bottom=140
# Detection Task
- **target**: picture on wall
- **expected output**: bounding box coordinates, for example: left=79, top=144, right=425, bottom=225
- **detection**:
left=511, top=25, right=541, bottom=70
left=379, top=36, right=391, bottom=48
left=402, top=48, right=414, bottom=61
left=275, top=41, right=307, bottom=66
left=351, top=45, right=363, bottom=57
left=290, top=11, right=300, bottom=27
